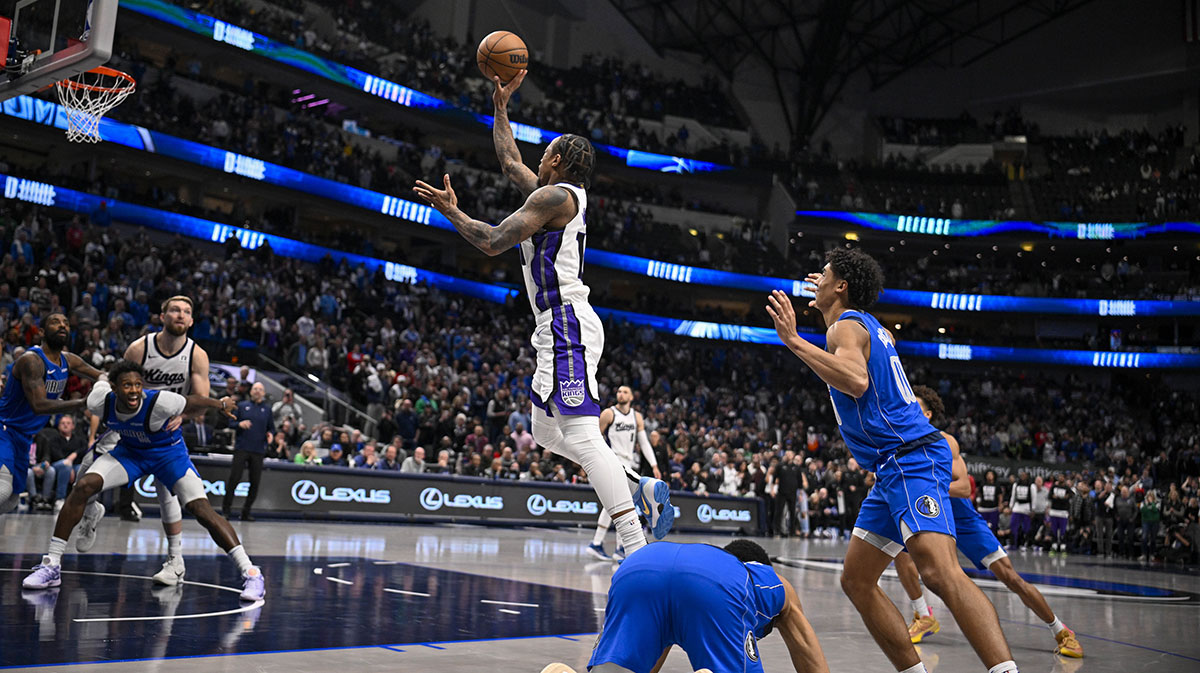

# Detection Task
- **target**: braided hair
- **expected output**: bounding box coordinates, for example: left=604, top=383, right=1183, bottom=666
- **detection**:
left=553, top=134, right=595, bottom=188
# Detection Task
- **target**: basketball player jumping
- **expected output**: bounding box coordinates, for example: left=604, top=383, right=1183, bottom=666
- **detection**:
left=765, top=248, right=1018, bottom=673
left=0, top=314, right=102, bottom=515
left=413, top=70, right=673, bottom=557
left=74, top=296, right=211, bottom=586
left=588, top=385, right=661, bottom=561
left=897, top=385, right=1082, bottom=658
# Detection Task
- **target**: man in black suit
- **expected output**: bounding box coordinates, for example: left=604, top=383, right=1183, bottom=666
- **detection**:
left=184, top=417, right=217, bottom=450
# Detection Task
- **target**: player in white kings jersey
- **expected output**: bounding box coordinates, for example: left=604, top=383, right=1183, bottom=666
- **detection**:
left=587, top=385, right=661, bottom=561
left=414, top=71, right=674, bottom=556
left=74, top=296, right=211, bottom=585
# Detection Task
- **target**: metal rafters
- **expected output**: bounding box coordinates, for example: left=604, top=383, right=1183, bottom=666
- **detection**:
left=605, top=0, right=1100, bottom=141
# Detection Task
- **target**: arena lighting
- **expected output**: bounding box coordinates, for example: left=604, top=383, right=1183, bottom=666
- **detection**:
left=796, top=210, right=1200, bottom=240
left=5, top=171, right=1199, bottom=370
left=5, top=95, right=1196, bottom=319
left=119, top=0, right=731, bottom=175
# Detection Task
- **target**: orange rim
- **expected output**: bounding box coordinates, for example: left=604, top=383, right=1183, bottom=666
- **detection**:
left=57, top=66, right=136, bottom=94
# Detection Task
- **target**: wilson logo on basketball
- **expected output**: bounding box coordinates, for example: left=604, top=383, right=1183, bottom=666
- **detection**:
left=509, top=54, right=528, bottom=64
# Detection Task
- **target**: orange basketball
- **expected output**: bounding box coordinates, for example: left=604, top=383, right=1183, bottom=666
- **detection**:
left=477, top=30, right=528, bottom=83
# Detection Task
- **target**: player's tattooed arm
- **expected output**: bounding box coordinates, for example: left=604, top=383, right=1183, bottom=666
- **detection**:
left=491, top=72, right=538, bottom=196
left=15, top=354, right=85, bottom=415
left=414, top=177, right=570, bottom=256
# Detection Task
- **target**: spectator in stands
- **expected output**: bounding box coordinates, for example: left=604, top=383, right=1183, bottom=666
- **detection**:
left=323, top=444, right=349, bottom=468
left=294, top=441, right=320, bottom=466
left=183, top=416, right=217, bottom=451
left=1115, top=486, right=1138, bottom=558
left=353, top=443, right=379, bottom=469
left=1093, top=479, right=1116, bottom=557
left=510, top=422, right=534, bottom=453
left=376, top=444, right=401, bottom=471
left=460, top=453, right=485, bottom=478
left=272, top=388, right=303, bottom=428
left=428, top=450, right=452, bottom=475
left=1141, top=490, right=1161, bottom=561
left=224, top=381, right=275, bottom=521
left=401, top=447, right=426, bottom=473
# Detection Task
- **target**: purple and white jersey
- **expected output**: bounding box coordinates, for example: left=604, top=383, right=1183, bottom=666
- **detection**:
left=519, top=183, right=590, bottom=316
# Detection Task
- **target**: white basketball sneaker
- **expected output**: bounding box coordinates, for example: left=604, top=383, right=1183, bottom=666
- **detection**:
left=152, top=555, right=186, bottom=586
left=74, top=501, right=106, bottom=552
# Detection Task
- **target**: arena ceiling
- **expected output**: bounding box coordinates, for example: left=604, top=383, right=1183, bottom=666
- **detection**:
left=607, top=0, right=1100, bottom=140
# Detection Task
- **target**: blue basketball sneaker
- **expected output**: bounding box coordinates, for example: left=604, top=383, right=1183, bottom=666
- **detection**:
left=586, top=543, right=611, bottom=561
left=23, top=558, right=62, bottom=590
left=635, top=477, right=674, bottom=540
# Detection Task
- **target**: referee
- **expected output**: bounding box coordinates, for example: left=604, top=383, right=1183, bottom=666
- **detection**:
left=223, top=382, right=275, bottom=521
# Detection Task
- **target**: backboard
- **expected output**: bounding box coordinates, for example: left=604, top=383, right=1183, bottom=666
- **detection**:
left=0, top=0, right=117, bottom=101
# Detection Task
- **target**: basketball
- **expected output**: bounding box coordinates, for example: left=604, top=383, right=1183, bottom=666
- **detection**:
left=477, top=30, right=528, bottom=82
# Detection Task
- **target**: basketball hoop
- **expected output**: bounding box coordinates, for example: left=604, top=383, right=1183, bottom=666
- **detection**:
left=54, top=66, right=136, bottom=143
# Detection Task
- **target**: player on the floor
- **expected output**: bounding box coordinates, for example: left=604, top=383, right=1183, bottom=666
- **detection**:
left=413, top=70, right=673, bottom=557
left=766, top=248, right=1017, bottom=673
left=547, top=540, right=828, bottom=673
left=589, top=385, right=662, bottom=561
left=896, top=385, right=1083, bottom=658
left=0, top=313, right=102, bottom=516
left=22, top=361, right=266, bottom=601
left=75, top=296, right=211, bottom=587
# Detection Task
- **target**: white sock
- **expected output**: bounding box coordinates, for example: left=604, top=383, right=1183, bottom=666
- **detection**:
left=47, top=536, right=68, bottom=566
left=592, top=510, right=612, bottom=546
left=1046, top=616, right=1065, bottom=635
left=228, top=544, right=253, bottom=574
left=899, top=663, right=927, bottom=673
left=613, top=510, right=647, bottom=554
left=910, top=594, right=930, bottom=616
left=167, top=533, right=182, bottom=558
left=987, top=661, right=1018, bottom=673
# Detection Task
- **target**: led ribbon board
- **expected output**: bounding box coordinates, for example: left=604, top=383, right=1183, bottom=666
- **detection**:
left=796, top=210, right=1200, bottom=240
left=5, top=95, right=1195, bottom=318
left=120, top=0, right=731, bottom=174
left=5, top=172, right=1197, bottom=369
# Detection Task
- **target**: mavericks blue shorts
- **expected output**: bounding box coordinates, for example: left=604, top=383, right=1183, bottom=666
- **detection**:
left=951, top=498, right=1007, bottom=569
left=109, top=442, right=198, bottom=494
left=589, top=543, right=767, bottom=673
left=854, top=437, right=956, bottom=550
left=0, top=425, right=33, bottom=496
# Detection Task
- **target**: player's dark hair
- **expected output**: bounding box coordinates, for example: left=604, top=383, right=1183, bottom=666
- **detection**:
left=108, top=360, right=145, bottom=385
left=724, top=539, right=771, bottom=565
left=825, top=248, right=884, bottom=310
left=911, top=384, right=945, bottom=427
left=553, top=134, right=595, bottom=188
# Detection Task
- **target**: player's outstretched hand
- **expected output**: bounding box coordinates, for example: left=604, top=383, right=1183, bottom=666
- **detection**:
left=219, top=397, right=238, bottom=420
left=492, top=71, right=526, bottom=109
left=413, top=174, right=458, bottom=215
left=803, top=272, right=821, bottom=307
left=766, top=290, right=799, bottom=348
left=165, top=415, right=184, bottom=432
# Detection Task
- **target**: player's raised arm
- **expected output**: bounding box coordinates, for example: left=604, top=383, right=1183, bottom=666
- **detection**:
left=776, top=576, right=831, bottom=673
left=15, top=355, right=85, bottom=415
left=414, top=177, right=573, bottom=256
left=766, top=290, right=870, bottom=398
left=492, top=71, right=538, bottom=196
left=63, top=352, right=102, bottom=381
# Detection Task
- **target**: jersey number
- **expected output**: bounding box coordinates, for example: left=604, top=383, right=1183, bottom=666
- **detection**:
left=889, top=356, right=917, bottom=405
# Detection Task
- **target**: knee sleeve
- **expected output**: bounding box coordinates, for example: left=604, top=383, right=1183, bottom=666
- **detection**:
left=172, top=470, right=206, bottom=507
left=157, top=479, right=183, bottom=524
left=0, top=466, right=15, bottom=514
left=557, top=413, right=635, bottom=517
left=87, top=454, right=130, bottom=491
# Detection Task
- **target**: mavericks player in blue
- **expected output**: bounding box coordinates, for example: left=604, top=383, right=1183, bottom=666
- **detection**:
left=23, top=361, right=266, bottom=601
left=568, top=540, right=828, bottom=673
left=895, top=385, right=1083, bottom=658
left=0, top=313, right=102, bottom=514
left=766, top=248, right=1016, bottom=673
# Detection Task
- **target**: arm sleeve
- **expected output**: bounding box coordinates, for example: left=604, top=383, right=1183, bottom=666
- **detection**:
left=637, top=430, right=656, bottom=468
left=149, top=392, right=187, bottom=430
left=86, top=380, right=111, bottom=416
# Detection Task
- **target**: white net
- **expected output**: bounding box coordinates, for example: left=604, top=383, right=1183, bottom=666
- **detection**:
left=54, top=67, right=136, bottom=143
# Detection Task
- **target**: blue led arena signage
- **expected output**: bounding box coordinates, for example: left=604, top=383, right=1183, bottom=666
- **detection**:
left=120, top=0, right=730, bottom=175
left=5, top=95, right=1195, bottom=318
left=796, top=210, right=1200, bottom=240
left=4, top=171, right=1197, bottom=370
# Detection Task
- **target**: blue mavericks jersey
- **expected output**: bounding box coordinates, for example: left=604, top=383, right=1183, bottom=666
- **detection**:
left=827, top=310, right=938, bottom=472
left=103, top=389, right=184, bottom=451
left=0, top=346, right=68, bottom=436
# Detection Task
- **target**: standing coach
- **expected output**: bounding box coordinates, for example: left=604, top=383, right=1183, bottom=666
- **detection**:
left=223, top=382, right=275, bottom=521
